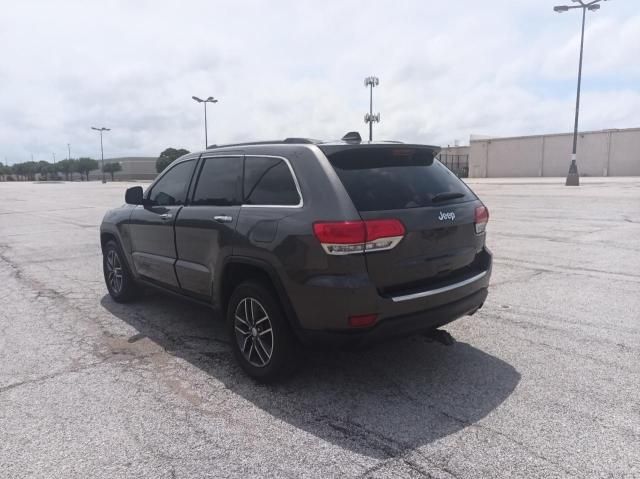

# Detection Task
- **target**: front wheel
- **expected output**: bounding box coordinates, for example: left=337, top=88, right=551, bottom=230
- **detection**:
left=227, top=281, right=297, bottom=382
left=103, top=240, right=139, bottom=302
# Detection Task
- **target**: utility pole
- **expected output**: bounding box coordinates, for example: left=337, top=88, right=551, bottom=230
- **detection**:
left=364, top=76, right=380, bottom=142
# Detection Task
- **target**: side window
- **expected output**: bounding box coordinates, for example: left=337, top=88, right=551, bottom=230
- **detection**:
left=192, top=157, right=242, bottom=206
left=243, top=157, right=300, bottom=206
left=149, top=160, right=195, bottom=206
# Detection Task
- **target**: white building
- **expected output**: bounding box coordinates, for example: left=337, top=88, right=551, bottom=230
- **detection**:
left=468, top=127, right=640, bottom=178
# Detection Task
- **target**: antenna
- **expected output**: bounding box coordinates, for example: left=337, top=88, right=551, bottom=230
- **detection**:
left=341, top=131, right=362, bottom=143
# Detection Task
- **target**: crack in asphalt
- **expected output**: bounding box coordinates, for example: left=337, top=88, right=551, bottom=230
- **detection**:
left=0, top=354, right=157, bottom=395
left=494, top=257, right=640, bottom=283
left=371, top=365, right=585, bottom=478
left=0, top=243, right=595, bottom=478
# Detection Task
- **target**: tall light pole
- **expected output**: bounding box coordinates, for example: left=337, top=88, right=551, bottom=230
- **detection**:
left=554, top=0, right=607, bottom=186
left=364, top=76, right=380, bottom=142
left=67, top=143, right=71, bottom=161
left=91, top=127, right=111, bottom=183
left=192, top=96, right=218, bottom=148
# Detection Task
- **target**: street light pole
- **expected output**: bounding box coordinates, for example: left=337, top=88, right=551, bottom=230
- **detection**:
left=91, top=127, right=111, bottom=183
left=364, top=76, right=380, bottom=142
left=553, top=0, right=607, bottom=186
left=67, top=143, right=71, bottom=161
left=204, top=101, right=208, bottom=147
left=192, top=96, right=219, bottom=148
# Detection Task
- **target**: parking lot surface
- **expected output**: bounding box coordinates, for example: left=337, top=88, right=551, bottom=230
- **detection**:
left=1, top=178, right=639, bottom=478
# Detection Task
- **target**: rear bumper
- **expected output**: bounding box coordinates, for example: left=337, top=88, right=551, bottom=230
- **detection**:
left=297, top=287, right=488, bottom=349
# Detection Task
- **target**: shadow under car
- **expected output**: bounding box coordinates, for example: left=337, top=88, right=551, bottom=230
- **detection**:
left=100, top=291, right=519, bottom=459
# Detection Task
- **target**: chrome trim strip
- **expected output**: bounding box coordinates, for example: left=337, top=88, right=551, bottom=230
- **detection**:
left=390, top=271, right=487, bottom=303
left=320, top=236, right=404, bottom=255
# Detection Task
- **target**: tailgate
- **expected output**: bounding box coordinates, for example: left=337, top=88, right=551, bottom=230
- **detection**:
left=323, top=145, right=487, bottom=295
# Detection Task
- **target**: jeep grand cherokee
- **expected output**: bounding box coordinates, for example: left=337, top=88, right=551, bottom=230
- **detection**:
left=100, top=133, right=492, bottom=381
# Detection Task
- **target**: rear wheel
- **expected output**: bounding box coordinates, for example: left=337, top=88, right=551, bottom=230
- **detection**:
left=103, top=240, right=139, bottom=302
left=227, top=281, right=297, bottom=382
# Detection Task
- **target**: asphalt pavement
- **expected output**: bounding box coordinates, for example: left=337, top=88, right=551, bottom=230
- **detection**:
left=1, top=178, right=639, bottom=478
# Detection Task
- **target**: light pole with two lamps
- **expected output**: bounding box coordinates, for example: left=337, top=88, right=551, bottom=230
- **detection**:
left=91, top=127, right=111, bottom=183
left=553, top=0, right=608, bottom=186
left=192, top=96, right=218, bottom=148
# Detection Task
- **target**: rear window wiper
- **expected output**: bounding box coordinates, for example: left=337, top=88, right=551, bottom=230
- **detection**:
left=431, top=192, right=465, bottom=203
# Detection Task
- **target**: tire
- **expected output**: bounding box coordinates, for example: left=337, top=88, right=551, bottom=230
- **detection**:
left=103, top=240, right=139, bottom=303
left=227, top=281, right=297, bottom=382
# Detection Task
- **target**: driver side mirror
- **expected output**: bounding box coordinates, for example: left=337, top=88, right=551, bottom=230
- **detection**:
left=125, top=186, right=144, bottom=205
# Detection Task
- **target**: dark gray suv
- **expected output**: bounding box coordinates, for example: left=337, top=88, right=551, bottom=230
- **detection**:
left=100, top=133, right=492, bottom=381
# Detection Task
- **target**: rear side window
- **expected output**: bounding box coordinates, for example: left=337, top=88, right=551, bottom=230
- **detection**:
left=326, top=147, right=473, bottom=211
left=149, top=159, right=195, bottom=206
left=192, top=156, right=242, bottom=206
left=243, top=156, right=300, bottom=206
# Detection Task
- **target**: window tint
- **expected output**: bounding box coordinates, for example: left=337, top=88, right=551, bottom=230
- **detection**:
left=149, top=160, right=195, bottom=206
left=327, top=147, right=472, bottom=211
left=192, top=157, right=241, bottom=206
left=243, top=157, right=300, bottom=206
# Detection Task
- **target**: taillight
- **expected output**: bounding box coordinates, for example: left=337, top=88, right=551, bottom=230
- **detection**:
left=475, top=206, right=489, bottom=234
left=313, top=219, right=405, bottom=255
left=312, top=221, right=365, bottom=245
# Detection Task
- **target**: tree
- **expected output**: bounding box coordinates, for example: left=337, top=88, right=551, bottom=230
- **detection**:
left=37, top=161, right=52, bottom=180
left=46, top=162, right=61, bottom=180
left=156, top=148, right=190, bottom=173
left=57, top=159, right=76, bottom=181
left=12, top=163, right=24, bottom=181
left=22, top=161, right=38, bottom=181
left=102, top=162, right=122, bottom=181
left=76, top=157, right=99, bottom=181
left=0, top=162, right=10, bottom=181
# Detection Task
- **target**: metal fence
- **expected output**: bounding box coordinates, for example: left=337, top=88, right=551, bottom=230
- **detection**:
left=438, top=154, right=469, bottom=178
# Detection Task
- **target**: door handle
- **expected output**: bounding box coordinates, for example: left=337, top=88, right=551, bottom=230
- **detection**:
left=214, top=215, right=233, bottom=223
left=160, top=213, right=172, bottom=220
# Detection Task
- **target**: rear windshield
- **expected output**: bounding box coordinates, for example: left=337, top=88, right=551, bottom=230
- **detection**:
left=326, top=147, right=473, bottom=211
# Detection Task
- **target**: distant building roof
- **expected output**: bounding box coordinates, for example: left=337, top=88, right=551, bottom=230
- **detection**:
left=103, top=157, right=156, bottom=162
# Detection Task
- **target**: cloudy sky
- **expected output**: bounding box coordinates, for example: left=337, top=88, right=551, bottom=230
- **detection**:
left=1, top=0, right=639, bottom=163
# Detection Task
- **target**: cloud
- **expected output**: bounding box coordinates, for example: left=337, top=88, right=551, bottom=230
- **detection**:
left=0, top=0, right=638, bottom=163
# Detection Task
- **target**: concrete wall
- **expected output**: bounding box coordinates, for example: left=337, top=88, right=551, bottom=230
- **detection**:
left=469, top=127, right=640, bottom=177
left=88, top=157, right=157, bottom=181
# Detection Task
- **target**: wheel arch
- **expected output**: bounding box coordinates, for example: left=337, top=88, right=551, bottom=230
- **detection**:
left=100, top=231, right=118, bottom=252
left=218, top=257, right=301, bottom=334
left=100, top=229, right=138, bottom=280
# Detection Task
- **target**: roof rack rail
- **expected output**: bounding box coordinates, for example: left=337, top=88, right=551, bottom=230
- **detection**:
left=283, top=137, right=319, bottom=144
left=205, top=138, right=320, bottom=150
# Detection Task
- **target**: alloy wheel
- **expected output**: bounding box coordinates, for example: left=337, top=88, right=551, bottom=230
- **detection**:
left=234, top=297, right=274, bottom=368
left=106, top=249, right=124, bottom=294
